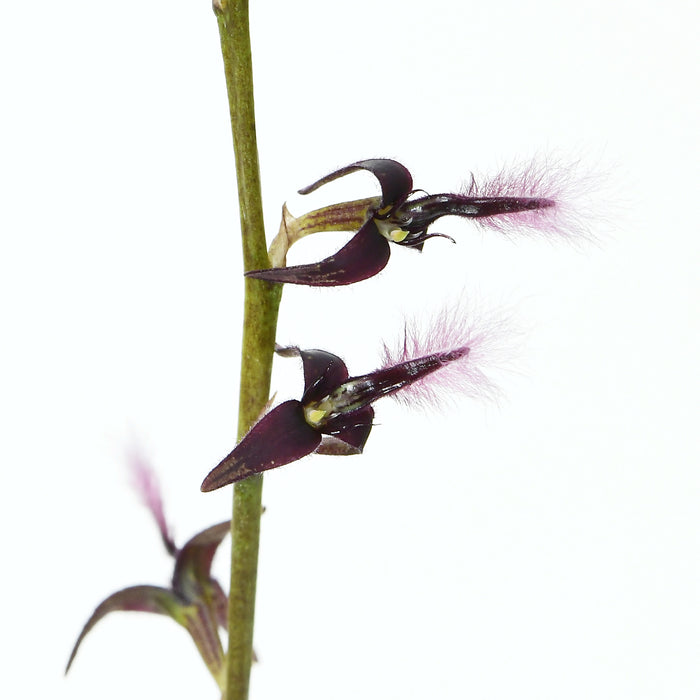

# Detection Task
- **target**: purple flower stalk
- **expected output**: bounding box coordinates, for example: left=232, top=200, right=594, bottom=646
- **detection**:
left=201, top=316, right=493, bottom=491
left=246, top=158, right=581, bottom=286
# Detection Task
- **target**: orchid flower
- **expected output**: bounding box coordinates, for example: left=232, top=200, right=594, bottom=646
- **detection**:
left=66, top=453, right=231, bottom=692
left=247, top=158, right=577, bottom=286
left=201, top=307, right=497, bottom=490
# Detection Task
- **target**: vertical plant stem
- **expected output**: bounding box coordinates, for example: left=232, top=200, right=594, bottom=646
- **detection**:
left=214, top=0, right=282, bottom=698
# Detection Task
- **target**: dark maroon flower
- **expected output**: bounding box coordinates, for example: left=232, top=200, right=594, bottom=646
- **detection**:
left=246, top=158, right=569, bottom=286
left=66, top=455, right=230, bottom=691
left=201, top=340, right=476, bottom=491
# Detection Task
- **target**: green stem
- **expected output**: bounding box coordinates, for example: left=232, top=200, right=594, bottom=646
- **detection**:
left=214, top=1, right=282, bottom=698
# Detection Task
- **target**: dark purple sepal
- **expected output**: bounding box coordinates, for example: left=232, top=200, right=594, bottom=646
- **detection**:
left=65, top=584, right=186, bottom=673
left=245, top=220, right=391, bottom=286
left=274, top=345, right=349, bottom=401
left=299, top=159, right=413, bottom=209
left=299, top=348, right=349, bottom=402
left=201, top=400, right=322, bottom=491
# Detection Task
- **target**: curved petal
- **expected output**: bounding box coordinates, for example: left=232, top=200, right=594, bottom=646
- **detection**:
left=245, top=221, right=391, bottom=287
left=172, top=521, right=230, bottom=601
left=299, top=159, right=413, bottom=208
left=201, top=400, right=322, bottom=491
left=65, top=585, right=184, bottom=673
left=299, top=349, right=349, bottom=402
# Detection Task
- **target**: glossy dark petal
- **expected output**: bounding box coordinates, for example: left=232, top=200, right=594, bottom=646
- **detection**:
left=275, top=345, right=350, bottom=400
left=65, top=585, right=184, bottom=673
left=299, top=349, right=349, bottom=403
left=298, top=159, right=413, bottom=208
left=172, top=521, right=230, bottom=601
left=320, top=405, right=374, bottom=452
left=245, top=221, right=391, bottom=287
left=201, top=400, right=322, bottom=491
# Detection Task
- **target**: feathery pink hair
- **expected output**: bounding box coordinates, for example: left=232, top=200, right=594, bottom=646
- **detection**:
left=127, top=448, right=178, bottom=556
left=380, top=301, right=508, bottom=411
left=463, top=156, right=597, bottom=242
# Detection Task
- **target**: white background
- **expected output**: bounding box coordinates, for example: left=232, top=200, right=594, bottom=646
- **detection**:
left=1, top=0, right=699, bottom=698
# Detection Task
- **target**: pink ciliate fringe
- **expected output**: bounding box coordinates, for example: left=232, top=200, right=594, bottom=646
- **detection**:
left=464, top=156, right=597, bottom=241
left=127, top=449, right=177, bottom=555
left=380, top=301, right=507, bottom=411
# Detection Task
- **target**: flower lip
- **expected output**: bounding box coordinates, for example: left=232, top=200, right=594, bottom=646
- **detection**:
left=398, top=192, right=557, bottom=231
